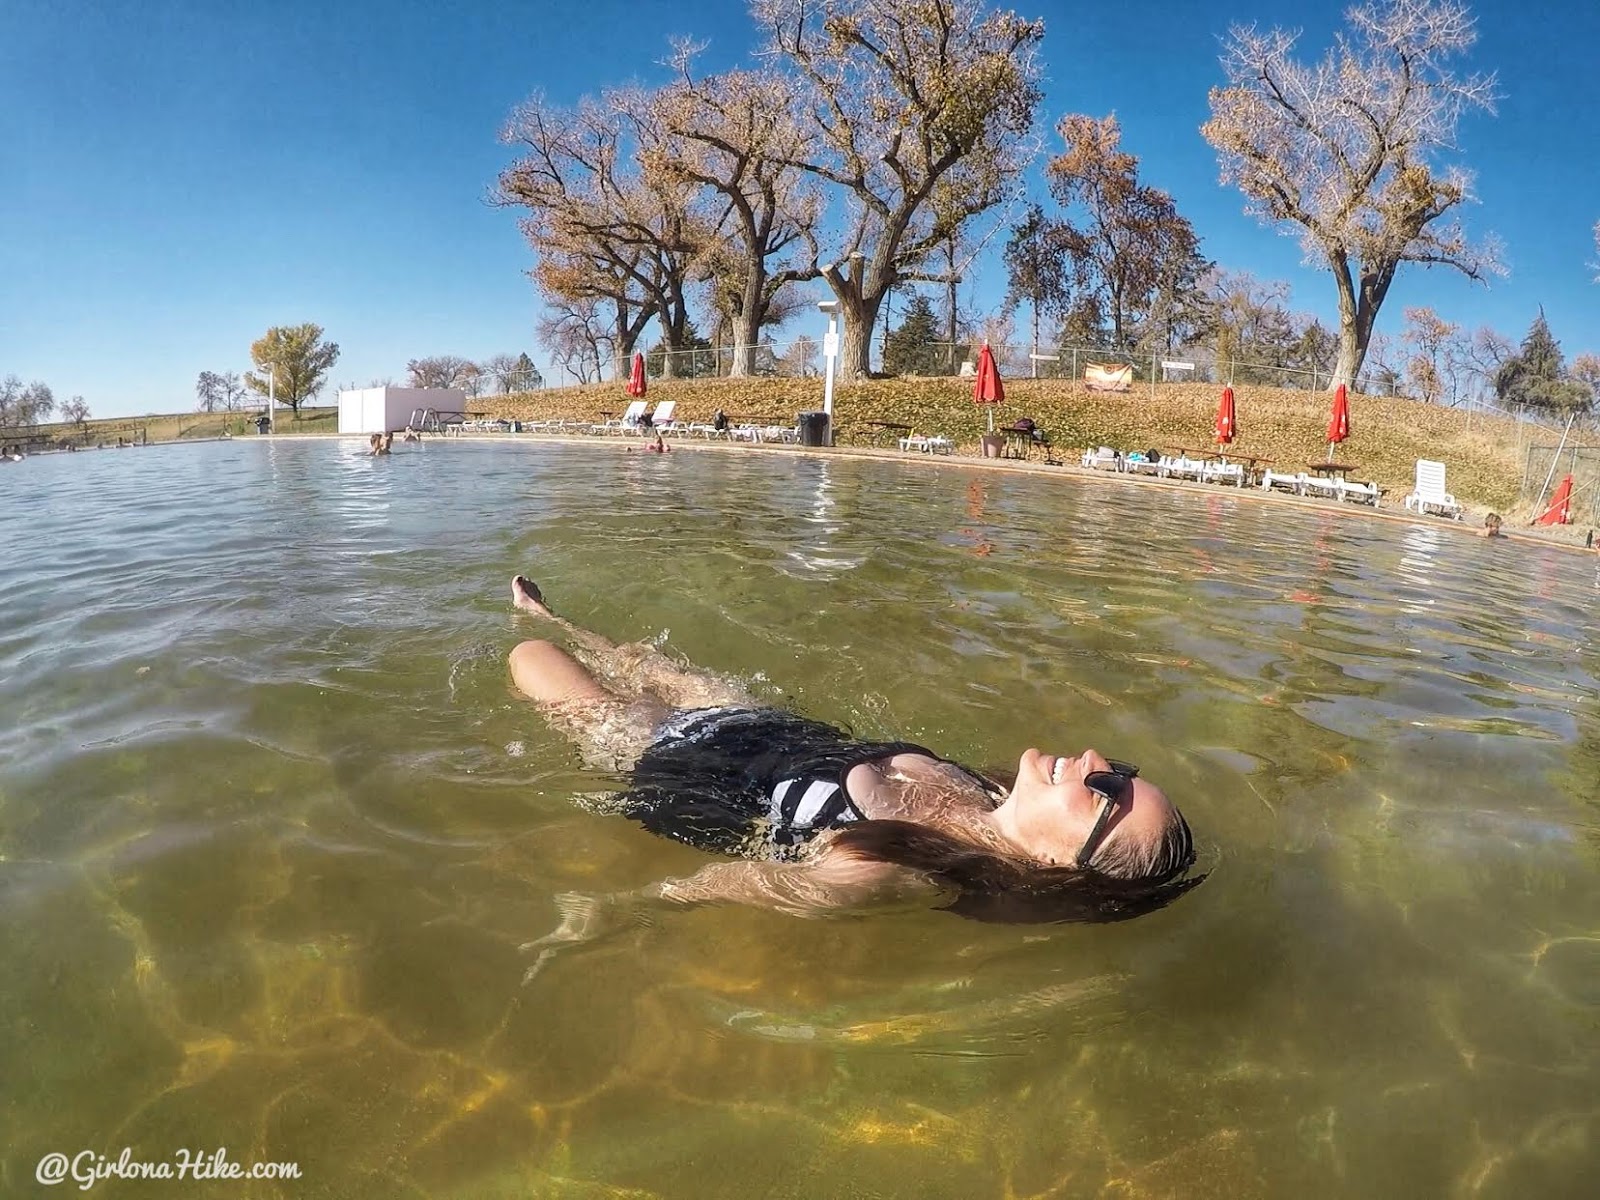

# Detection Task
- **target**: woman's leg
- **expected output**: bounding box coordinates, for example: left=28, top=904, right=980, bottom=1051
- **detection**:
left=507, top=636, right=669, bottom=770
left=507, top=638, right=615, bottom=706
left=512, top=575, right=758, bottom=709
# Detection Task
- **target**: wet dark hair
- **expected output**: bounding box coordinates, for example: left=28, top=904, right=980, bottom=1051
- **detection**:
left=832, top=812, right=1203, bottom=924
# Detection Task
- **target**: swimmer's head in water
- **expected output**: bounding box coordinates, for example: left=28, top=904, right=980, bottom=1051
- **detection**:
left=834, top=747, right=1201, bottom=924
left=994, top=748, right=1193, bottom=882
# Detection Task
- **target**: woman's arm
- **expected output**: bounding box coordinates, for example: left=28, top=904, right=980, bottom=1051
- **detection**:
left=520, top=844, right=937, bottom=983
left=654, top=842, right=937, bottom=916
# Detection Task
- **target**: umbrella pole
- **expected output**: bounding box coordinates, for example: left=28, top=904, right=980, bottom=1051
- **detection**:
left=987, top=408, right=994, bottom=433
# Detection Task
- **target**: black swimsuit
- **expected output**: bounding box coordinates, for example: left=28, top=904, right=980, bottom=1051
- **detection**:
left=618, top=707, right=985, bottom=861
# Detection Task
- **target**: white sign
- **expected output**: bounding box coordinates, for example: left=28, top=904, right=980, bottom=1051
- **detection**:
left=1161, top=360, right=1196, bottom=371
left=822, top=331, right=839, bottom=358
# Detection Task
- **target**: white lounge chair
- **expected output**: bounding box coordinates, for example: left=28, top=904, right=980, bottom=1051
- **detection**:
left=1338, top=478, right=1380, bottom=506
left=647, top=400, right=680, bottom=436
left=1260, top=469, right=1305, bottom=495
left=1299, top=473, right=1340, bottom=501
left=899, top=433, right=952, bottom=454
left=1403, top=459, right=1462, bottom=519
left=593, top=399, right=647, bottom=435
left=1081, top=446, right=1122, bottom=471
left=1202, top=460, right=1246, bottom=487
left=1163, top=455, right=1206, bottom=482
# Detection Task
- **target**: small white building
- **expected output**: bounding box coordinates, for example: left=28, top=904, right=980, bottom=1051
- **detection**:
left=336, top=387, right=467, bottom=434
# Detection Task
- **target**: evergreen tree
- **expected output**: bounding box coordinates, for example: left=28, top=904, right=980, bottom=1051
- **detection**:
left=646, top=325, right=716, bottom=378
left=883, top=295, right=943, bottom=376
left=1495, top=310, right=1590, bottom=412
left=513, top=352, right=542, bottom=390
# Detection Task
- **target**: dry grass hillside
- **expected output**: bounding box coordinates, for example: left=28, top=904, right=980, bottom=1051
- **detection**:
left=486, top=377, right=1541, bottom=515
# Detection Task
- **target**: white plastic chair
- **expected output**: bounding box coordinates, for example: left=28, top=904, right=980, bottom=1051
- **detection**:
left=1403, top=460, right=1462, bottom=519
left=593, top=400, right=647, bottom=435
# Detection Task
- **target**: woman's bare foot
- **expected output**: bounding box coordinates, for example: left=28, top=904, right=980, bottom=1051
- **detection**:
left=512, top=575, right=554, bottom=618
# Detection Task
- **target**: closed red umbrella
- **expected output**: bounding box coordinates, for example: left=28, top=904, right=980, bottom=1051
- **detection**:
left=1326, top=383, right=1350, bottom=458
left=1535, top=474, right=1573, bottom=525
left=973, top=343, right=1004, bottom=432
left=626, top=351, right=647, bottom=398
left=1215, top=385, right=1237, bottom=445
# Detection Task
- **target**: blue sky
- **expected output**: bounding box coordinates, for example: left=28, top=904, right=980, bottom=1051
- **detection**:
left=3, top=0, right=1597, bottom=418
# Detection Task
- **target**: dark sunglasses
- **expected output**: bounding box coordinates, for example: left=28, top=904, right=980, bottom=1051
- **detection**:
left=1075, top=760, right=1140, bottom=869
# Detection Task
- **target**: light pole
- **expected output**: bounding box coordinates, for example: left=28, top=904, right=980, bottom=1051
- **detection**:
left=256, top=364, right=277, bottom=433
left=817, top=299, right=840, bottom=446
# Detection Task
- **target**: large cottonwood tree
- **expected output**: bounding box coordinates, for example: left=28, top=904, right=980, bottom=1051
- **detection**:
left=498, top=94, right=709, bottom=377
left=647, top=55, right=820, bottom=377
left=1202, top=0, right=1500, bottom=390
left=752, top=0, right=1044, bottom=378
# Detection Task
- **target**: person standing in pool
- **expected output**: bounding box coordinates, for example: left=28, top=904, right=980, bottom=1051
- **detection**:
left=505, top=575, right=1199, bottom=924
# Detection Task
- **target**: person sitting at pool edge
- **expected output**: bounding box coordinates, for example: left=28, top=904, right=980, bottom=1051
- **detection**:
left=506, top=575, right=1200, bottom=927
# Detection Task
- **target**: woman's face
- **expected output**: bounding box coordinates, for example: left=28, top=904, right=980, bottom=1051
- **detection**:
left=995, top=747, right=1178, bottom=872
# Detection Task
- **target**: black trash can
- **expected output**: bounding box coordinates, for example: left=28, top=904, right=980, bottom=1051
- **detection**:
left=797, top=410, right=830, bottom=447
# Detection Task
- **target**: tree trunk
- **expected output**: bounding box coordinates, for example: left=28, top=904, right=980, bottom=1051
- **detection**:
left=728, top=275, right=763, bottom=378
left=839, top=293, right=885, bottom=381
left=1329, top=250, right=1394, bottom=391
left=657, top=307, right=689, bottom=380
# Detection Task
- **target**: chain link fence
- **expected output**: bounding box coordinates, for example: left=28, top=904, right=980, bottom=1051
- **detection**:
left=624, top=338, right=1402, bottom=393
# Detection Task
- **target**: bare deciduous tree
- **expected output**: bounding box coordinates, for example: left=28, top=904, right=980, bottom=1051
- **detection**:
left=406, top=356, right=479, bottom=390
left=537, top=298, right=613, bottom=384
left=1047, top=115, right=1201, bottom=350
left=1203, top=0, right=1501, bottom=390
left=752, top=0, right=1044, bottom=378
left=1402, top=305, right=1460, bottom=403
left=1003, top=204, right=1074, bottom=366
left=1205, top=269, right=1296, bottom=383
left=499, top=93, right=711, bottom=378
left=196, top=370, right=224, bottom=413
left=60, top=395, right=90, bottom=431
left=220, top=371, right=246, bottom=410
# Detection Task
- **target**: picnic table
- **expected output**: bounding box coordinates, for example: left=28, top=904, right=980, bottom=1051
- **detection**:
left=1306, top=460, right=1361, bottom=481
left=858, top=419, right=912, bottom=447
left=1000, top=422, right=1055, bottom=461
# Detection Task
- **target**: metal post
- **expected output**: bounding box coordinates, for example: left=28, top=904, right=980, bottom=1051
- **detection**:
left=820, top=305, right=839, bottom=446
left=264, top=365, right=275, bottom=433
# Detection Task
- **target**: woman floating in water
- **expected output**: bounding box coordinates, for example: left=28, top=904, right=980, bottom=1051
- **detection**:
left=507, top=576, right=1199, bottom=929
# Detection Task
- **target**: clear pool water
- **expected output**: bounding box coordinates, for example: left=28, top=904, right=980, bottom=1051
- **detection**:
left=2, top=438, right=1597, bottom=1198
